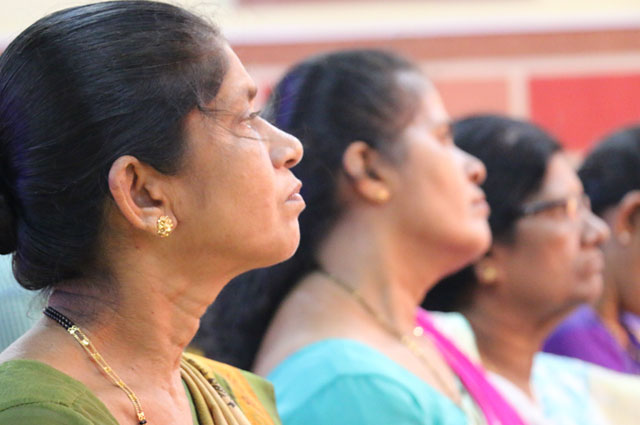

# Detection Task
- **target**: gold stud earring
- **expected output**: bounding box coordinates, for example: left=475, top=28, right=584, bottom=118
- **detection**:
left=375, top=189, right=390, bottom=203
left=480, top=266, right=498, bottom=283
left=156, top=215, right=175, bottom=238
left=618, top=231, right=631, bottom=246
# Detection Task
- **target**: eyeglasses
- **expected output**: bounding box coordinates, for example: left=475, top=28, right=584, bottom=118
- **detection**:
left=518, top=194, right=591, bottom=221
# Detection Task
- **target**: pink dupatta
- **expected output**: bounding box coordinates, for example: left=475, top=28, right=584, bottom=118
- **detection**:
left=415, top=308, right=527, bottom=425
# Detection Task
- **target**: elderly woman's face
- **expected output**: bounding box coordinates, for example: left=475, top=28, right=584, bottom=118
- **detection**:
left=170, top=46, right=304, bottom=276
left=497, top=153, right=609, bottom=318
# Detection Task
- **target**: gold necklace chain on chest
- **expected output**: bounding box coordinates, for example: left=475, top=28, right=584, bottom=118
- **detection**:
left=44, top=306, right=148, bottom=425
left=320, top=270, right=460, bottom=402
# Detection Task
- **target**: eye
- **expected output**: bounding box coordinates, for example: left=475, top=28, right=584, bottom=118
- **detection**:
left=546, top=202, right=573, bottom=219
left=242, top=110, right=262, bottom=131
left=432, top=123, right=453, bottom=146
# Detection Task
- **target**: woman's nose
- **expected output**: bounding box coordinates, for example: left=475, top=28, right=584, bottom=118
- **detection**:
left=581, top=210, right=610, bottom=247
left=464, top=151, right=487, bottom=185
left=267, top=121, right=303, bottom=169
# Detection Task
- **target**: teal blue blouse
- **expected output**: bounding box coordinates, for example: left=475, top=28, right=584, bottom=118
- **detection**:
left=0, top=255, right=39, bottom=352
left=267, top=339, right=469, bottom=425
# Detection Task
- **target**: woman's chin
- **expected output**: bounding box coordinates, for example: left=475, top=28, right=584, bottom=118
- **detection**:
left=575, top=275, right=604, bottom=305
left=279, top=236, right=301, bottom=263
left=252, top=230, right=301, bottom=270
left=464, top=224, right=493, bottom=260
left=280, top=224, right=301, bottom=258
left=442, top=230, right=492, bottom=276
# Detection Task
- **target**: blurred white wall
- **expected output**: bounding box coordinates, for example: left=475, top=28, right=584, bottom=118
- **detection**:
left=2, top=0, right=640, bottom=48
left=2, top=0, right=639, bottom=151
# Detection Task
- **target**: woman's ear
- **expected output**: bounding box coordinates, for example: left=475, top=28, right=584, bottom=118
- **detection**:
left=612, top=190, right=640, bottom=246
left=342, top=141, right=393, bottom=204
left=108, top=155, right=177, bottom=237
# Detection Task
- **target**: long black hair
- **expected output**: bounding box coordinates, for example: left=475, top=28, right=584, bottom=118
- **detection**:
left=194, top=49, right=424, bottom=369
left=0, top=1, right=227, bottom=290
left=423, top=115, right=561, bottom=312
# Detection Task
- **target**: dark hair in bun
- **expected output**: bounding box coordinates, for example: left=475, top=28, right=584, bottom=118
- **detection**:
left=0, top=189, right=17, bottom=255
left=0, top=1, right=227, bottom=290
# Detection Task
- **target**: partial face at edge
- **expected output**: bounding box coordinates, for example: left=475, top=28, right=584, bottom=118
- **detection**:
left=599, top=202, right=640, bottom=315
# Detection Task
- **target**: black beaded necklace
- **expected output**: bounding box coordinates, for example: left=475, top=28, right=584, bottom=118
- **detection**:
left=44, top=306, right=148, bottom=424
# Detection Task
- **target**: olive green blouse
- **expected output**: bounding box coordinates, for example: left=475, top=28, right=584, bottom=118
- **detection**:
left=0, top=358, right=280, bottom=425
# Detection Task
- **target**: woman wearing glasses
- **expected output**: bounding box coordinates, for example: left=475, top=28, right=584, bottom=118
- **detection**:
left=425, top=115, right=638, bottom=425
left=544, top=125, right=640, bottom=375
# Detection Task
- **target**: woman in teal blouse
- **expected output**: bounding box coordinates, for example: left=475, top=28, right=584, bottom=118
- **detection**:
left=0, top=255, right=38, bottom=351
left=198, top=50, right=519, bottom=424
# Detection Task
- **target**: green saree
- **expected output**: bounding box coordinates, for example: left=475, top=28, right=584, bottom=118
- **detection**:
left=0, top=354, right=281, bottom=425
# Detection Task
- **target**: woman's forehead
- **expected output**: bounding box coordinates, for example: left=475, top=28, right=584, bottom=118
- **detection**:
left=534, top=154, right=583, bottom=200
left=213, top=46, right=257, bottom=110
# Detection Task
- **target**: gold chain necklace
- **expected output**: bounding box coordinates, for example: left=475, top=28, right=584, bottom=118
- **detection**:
left=320, top=270, right=461, bottom=402
left=44, top=306, right=148, bottom=425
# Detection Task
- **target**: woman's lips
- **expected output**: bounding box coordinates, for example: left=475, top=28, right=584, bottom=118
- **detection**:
left=288, top=193, right=304, bottom=202
left=286, top=181, right=305, bottom=205
left=472, top=197, right=490, bottom=216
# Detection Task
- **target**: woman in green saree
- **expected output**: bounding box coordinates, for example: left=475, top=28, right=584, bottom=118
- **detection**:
left=0, top=2, right=303, bottom=424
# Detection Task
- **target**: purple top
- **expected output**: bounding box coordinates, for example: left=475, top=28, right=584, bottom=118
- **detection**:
left=543, top=305, right=640, bottom=374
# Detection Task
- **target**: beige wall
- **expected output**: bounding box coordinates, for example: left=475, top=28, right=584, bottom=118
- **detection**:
left=0, top=0, right=231, bottom=45
left=3, top=0, right=640, bottom=151
left=2, top=0, right=640, bottom=47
